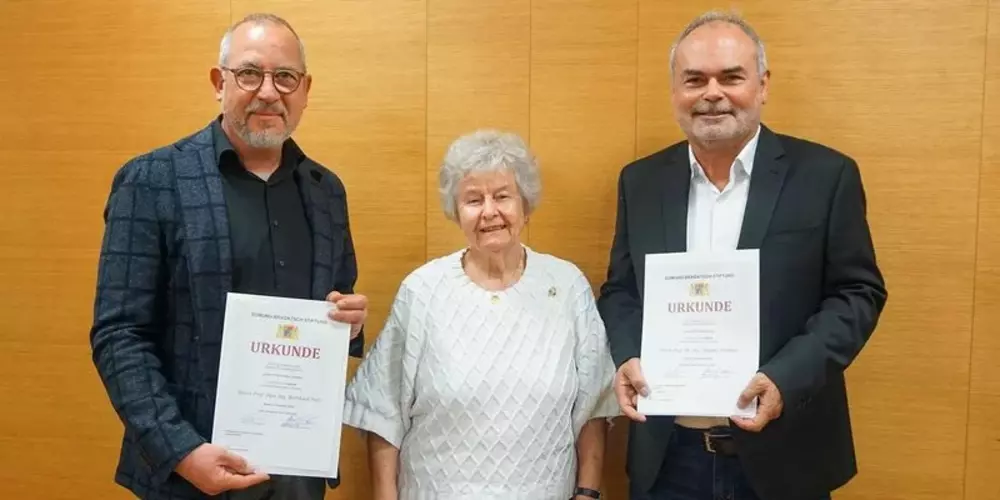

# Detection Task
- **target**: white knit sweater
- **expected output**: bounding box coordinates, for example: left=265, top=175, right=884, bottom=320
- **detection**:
left=343, top=246, right=619, bottom=500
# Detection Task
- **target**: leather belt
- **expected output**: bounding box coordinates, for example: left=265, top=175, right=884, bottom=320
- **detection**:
left=702, top=426, right=738, bottom=456
left=674, top=424, right=739, bottom=456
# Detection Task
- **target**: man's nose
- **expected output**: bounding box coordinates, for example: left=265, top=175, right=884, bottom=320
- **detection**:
left=702, top=79, right=724, bottom=101
left=255, top=74, right=281, bottom=102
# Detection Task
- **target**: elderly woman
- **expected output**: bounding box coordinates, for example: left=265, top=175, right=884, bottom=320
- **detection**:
left=343, top=129, right=618, bottom=500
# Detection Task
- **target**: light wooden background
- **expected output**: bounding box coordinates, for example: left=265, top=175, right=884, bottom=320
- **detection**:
left=0, top=1, right=996, bottom=499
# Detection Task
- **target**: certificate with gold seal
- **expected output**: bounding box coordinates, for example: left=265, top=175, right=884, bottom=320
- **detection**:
left=637, top=250, right=760, bottom=418
left=211, top=292, right=351, bottom=478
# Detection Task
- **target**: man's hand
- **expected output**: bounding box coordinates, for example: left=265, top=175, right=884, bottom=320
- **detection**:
left=326, top=291, right=368, bottom=339
left=614, top=358, right=649, bottom=422
left=174, top=443, right=269, bottom=495
left=731, top=372, right=784, bottom=432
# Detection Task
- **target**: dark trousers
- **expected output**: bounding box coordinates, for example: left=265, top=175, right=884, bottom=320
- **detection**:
left=226, top=476, right=325, bottom=500
left=630, top=425, right=831, bottom=500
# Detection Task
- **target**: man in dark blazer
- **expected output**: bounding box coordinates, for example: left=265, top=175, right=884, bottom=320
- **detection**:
left=597, top=11, right=887, bottom=500
left=89, top=13, right=367, bottom=500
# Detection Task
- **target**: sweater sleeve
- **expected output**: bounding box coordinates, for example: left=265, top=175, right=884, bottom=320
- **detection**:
left=342, top=280, right=418, bottom=448
left=569, top=269, right=620, bottom=435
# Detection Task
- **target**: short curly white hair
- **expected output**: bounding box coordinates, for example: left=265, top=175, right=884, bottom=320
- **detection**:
left=438, top=129, right=541, bottom=221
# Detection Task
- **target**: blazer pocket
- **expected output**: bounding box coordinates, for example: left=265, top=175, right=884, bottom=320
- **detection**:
left=764, top=223, right=822, bottom=246
left=767, top=222, right=821, bottom=237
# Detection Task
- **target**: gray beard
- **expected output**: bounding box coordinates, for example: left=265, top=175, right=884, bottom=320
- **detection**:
left=224, top=99, right=293, bottom=148
left=239, top=127, right=289, bottom=148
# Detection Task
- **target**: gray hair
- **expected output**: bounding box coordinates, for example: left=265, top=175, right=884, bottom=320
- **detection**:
left=219, top=13, right=307, bottom=71
left=438, top=130, right=541, bottom=221
left=668, top=11, right=768, bottom=79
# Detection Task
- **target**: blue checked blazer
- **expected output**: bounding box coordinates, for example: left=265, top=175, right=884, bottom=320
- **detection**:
left=89, top=120, right=365, bottom=499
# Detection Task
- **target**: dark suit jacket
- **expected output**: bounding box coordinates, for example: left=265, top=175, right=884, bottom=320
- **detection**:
left=89, top=120, right=365, bottom=499
left=597, top=125, right=887, bottom=500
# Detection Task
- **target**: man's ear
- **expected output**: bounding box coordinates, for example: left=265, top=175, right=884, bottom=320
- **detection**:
left=210, top=67, right=225, bottom=101
left=760, top=69, right=771, bottom=105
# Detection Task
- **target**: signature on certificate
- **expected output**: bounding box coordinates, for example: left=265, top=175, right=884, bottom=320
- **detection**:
left=699, top=366, right=734, bottom=380
left=281, top=414, right=318, bottom=429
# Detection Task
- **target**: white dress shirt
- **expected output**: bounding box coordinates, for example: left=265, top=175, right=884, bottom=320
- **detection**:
left=675, top=125, right=761, bottom=430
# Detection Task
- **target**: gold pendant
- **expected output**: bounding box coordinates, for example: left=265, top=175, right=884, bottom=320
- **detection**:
left=490, top=295, right=500, bottom=304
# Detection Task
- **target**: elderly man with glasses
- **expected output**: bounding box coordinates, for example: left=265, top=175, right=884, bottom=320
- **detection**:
left=88, top=13, right=368, bottom=500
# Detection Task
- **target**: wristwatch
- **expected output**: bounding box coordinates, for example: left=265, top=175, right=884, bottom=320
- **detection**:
left=573, top=487, right=601, bottom=499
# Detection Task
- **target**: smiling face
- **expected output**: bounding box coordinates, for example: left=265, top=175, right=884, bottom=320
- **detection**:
left=454, top=168, right=526, bottom=254
left=671, top=21, right=768, bottom=148
left=210, top=21, right=311, bottom=149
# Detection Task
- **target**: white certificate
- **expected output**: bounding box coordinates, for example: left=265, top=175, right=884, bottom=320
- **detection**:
left=637, top=250, right=760, bottom=418
left=211, top=292, right=351, bottom=478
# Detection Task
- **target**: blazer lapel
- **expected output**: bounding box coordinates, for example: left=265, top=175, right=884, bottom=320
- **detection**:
left=297, top=165, right=335, bottom=300
left=174, top=126, right=232, bottom=353
left=661, top=147, right=691, bottom=253
left=738, top=126, right=789, bottom=249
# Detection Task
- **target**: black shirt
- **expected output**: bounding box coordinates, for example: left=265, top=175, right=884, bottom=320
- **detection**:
left=212, top=118, right=313, bottom=299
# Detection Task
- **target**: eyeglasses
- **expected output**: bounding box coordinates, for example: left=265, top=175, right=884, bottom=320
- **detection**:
left=220, top=66, right=305, bottom=94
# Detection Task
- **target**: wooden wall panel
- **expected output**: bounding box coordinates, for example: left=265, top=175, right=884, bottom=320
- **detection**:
left=230, top=2, right=427, bottom=498
left=528, top=0, right=638, bottom=284
left=636, top=1, right=688, bottom=157
left=0, top=1, right=228, bottom=499
left=637, top=2, right=987, bottom=500
left=528, top=1, right=637, bottom=498
left=966, top=2, right=1000, bottom=499
left=426, top=0, right=531, bottom=259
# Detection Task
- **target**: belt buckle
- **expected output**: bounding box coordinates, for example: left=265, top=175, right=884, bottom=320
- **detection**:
left=702, top=431, right=717, bottom=453
left=702, top=427, right=731, bottom=454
